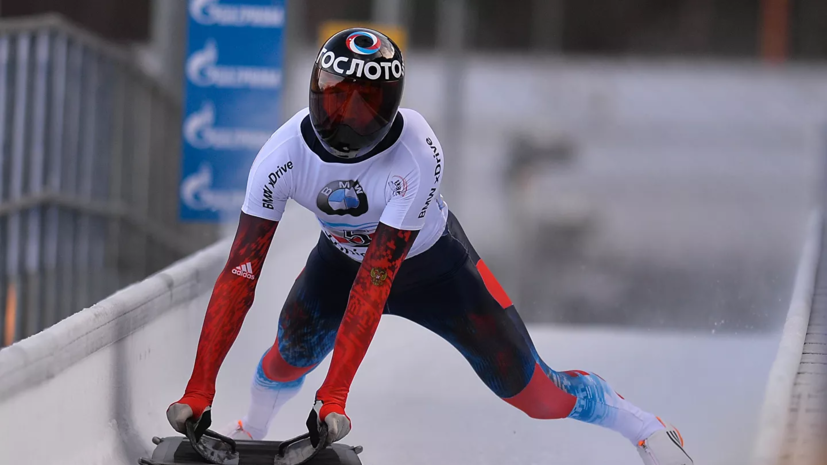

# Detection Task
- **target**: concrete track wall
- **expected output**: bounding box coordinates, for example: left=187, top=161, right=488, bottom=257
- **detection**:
left=0, top=239, right=229, bottom=464
left=0, top=205, right=318, bottom=465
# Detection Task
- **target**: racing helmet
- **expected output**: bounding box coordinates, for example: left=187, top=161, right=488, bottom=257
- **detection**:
left=309, top=28, right=405, bottom=159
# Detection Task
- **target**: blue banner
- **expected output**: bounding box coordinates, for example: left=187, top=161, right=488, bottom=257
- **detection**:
left=179, top=0, right=286, bottom=222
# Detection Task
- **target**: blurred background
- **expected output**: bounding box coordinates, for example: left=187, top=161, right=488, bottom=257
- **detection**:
left=0, top=0, right=825, bottom=344
left=0, top=1, right=824, bottom=464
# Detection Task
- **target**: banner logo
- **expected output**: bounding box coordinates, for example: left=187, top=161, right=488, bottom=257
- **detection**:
left=184, top=101, right=272, bottom=150
left=181, top=0, right=284, bottom=221
left=186, top=39, right=282, bottom=88
left=180, top=163, right=246, bottom=211
left=189, top=0, right=285, bottom=27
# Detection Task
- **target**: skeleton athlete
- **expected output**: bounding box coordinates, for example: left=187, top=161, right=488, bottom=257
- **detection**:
left=166, top=28, right=693, bottom=465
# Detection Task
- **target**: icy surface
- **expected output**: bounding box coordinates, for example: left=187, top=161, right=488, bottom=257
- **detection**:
left=205, top=205, right=779, bottom=465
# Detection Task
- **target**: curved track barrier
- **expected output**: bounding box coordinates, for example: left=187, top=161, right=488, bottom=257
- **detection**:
left=752, top=211, right=823, bottom=465
left=0, top=207, right=320, bottom=465
left=0, top=237, right=231, bottom=465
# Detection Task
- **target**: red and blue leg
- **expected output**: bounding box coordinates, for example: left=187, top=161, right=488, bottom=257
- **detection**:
left=391, top=236, right=663, bottom=443
left=244, top=247, right=355, bottom=438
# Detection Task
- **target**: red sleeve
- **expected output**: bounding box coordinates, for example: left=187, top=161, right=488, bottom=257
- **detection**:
left=315, top=222, right=418, bottom=414
left=178, top=212, right=278, bottom=414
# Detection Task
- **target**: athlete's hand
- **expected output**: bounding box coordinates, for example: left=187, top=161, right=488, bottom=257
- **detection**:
left=167, top=394, right=212, bottom=435
left=307, top=400, right=351, bottom=447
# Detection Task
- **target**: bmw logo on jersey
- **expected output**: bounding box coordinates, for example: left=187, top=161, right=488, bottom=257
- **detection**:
left=316, top=180, right=369, bottom=216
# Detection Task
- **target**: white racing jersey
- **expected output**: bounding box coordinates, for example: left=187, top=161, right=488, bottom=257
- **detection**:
left=241, top=107, right=448, bottom=261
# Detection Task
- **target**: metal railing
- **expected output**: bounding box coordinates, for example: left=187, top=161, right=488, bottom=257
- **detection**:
left=0, top=15, right=216, bottom=346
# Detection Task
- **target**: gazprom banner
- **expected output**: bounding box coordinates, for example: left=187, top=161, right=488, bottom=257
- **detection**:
left=179, top=0, right=285, bottom=221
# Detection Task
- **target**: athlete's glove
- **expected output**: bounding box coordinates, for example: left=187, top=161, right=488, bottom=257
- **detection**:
left=306, top=400, right=351, bottom=447
left=167, top=394, right=212, bottom=436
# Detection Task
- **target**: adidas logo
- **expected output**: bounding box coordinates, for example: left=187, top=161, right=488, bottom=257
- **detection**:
left=232, top=262, right=256, bottom=280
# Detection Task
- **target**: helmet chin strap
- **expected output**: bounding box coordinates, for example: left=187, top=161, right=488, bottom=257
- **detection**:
left=327, top=146, right=361, bottom=159
left=321, top=132, right=384, bottom=160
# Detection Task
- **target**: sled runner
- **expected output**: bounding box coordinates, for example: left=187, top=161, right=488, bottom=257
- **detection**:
left=139, top=421, right=363, bottom=465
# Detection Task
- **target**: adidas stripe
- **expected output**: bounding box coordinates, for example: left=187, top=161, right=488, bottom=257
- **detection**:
left=232, top=262, right=256, bottom=280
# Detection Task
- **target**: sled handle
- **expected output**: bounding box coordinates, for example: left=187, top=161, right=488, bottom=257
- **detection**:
left=185, top=420, right=240, bottom=465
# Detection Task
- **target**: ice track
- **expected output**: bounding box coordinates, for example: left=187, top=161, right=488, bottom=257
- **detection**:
left=0, top=205, right=779, bottom=465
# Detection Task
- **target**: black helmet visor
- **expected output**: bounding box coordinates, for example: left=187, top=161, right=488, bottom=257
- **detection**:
left=309, top=68, right=403, bottom=155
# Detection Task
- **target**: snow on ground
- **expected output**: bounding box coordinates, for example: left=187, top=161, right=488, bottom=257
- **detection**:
left=204, top=204, right=779, bottom=465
